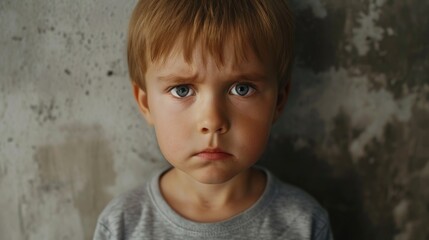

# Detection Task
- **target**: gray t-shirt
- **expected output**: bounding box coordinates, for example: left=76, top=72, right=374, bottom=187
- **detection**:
left=94, top=166, right=333, bottom=240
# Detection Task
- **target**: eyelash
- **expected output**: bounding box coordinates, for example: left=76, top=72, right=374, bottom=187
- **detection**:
left=169, top=85, right=195, bottom=98
left=167, top=82, right=257, bottom=98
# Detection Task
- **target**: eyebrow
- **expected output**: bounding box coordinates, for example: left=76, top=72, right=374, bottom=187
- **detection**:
left=157, top=71, right=269, bottom=84
left=157, top=74, right=199, bottom=84
left=233, top=72, right=269, bottom=82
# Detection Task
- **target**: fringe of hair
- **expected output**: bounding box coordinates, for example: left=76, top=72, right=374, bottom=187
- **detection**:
left=128, top=0, right=294, bottom=90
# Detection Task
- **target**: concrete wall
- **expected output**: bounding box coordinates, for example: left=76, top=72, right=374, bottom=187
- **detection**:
left=0, top=0, right=427, bottom=239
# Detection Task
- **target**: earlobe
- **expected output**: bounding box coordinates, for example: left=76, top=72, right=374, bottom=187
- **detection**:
left=272, top=81, right=291, bottom=124
left=132, top=82, right=153, bottom=125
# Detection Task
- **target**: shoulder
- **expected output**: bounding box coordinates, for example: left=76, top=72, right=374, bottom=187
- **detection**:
left=98, top=184, right=148, bottom=222
left=94, top=178, right=157, bottom=240
left=261, top=170, right=333, bottom=239
left=95, top=184, right=148, bottom=231
left=273, top=178, right=328, bottom=220
left=258, top=167, right=328, bottom=220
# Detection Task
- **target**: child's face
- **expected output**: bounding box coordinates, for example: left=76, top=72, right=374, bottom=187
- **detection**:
left=134, top=43, right=288, bottom=184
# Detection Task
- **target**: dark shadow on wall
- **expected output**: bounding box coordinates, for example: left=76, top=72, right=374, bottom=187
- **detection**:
left=269, top=4, right=370, bottom=239
left=259, top=136, right=374, bottom=240
left=261, top=0, right=429, bottom=239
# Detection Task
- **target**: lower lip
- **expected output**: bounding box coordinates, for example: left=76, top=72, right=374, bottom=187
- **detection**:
left=195, top=152, right=232, bottom=161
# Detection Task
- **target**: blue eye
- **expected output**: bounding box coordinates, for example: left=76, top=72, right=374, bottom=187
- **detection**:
left=230, top=83, right=255, bottom=96
left=170, top=85, right=194, bottom=98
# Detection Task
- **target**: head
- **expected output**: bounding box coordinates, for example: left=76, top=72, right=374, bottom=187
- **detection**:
left=128, top=0, right=294, bottom=91
left=128, top=0, right=295, bottom=184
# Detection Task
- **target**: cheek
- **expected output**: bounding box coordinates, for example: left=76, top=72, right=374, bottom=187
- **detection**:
left=231, top=99, right=276, bottom=156
left=149, top=98, right=192, bottom=159
left=235, top=117, right=271, bottom=154
left=154, top=117, right=188, bottom=161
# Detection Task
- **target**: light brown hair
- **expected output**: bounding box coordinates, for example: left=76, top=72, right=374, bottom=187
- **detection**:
left=127, top=0, right=294, bottom=90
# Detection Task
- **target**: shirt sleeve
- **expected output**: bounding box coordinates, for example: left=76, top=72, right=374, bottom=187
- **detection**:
left=93, top=221, right=112, bottom=240
left=314, top=220, right=334, bottom=240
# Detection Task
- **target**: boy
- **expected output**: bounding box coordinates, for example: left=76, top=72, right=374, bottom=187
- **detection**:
left=94, top=0, right=333, bottom=239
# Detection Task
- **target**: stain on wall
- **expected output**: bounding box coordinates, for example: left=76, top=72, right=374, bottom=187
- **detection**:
left=0, top=0, right=165, bottom=239
left=33, top=124, right=116, bottom=240
left=0, top=0, right=428, bottom=239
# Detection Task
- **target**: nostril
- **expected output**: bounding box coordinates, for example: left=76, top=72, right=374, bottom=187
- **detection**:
left=199, top=124, right=228, bottom=134
left=201, top=127, right=224, bottom=134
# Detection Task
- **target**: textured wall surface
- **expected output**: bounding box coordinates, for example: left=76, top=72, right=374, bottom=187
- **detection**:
left=0, top=0, right=428, bottom=239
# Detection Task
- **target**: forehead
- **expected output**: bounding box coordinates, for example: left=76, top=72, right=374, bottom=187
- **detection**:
left=147, top=39, right=274, bottom=78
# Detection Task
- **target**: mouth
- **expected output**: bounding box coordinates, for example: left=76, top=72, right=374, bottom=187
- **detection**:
left=194, top=148, right=233, bottom=161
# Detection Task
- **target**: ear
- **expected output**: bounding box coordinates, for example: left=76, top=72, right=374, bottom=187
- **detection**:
left=272, top=81, right=291, bottom=123
left=132, top=82, right=154, bottom=125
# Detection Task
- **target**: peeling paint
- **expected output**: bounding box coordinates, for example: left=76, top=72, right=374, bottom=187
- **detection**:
left=393, top=199, right=409, bottom=227
left=350, top=0, right=387, bottom=56
left=30, top=98, right=60, bottom=125
left=313, top=67, right=417, bottom=161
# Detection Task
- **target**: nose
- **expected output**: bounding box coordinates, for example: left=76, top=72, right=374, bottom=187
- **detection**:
left=197, top=96, right=230, bottom=135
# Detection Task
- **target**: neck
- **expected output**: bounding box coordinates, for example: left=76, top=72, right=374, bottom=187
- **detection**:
left=161, top=167, right=265, bottom=210
left=185, top=169, right=251, bottom=208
